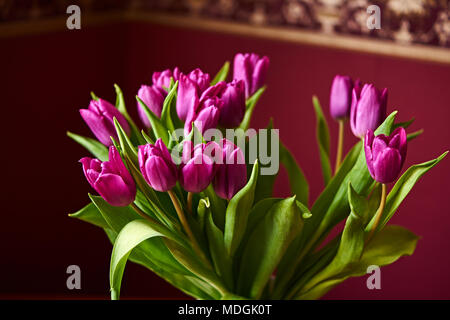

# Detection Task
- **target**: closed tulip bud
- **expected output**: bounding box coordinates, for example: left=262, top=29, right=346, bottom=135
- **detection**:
left=217, top=80, right=246, bottom=128
left=184, top=97, right=222, bottom=135
left=80, top=98, right=130, bottom=146
left=179, top=141, right=215, bottom=192
left=329, top=75, right=353, bottom=120
left=138, top=139, right=178, bottom=192
left=213, top=139, right=247, bottom=200
left=233, top=53, right=269, bottom=98
left=137, top=85, right=166, bottom=128
left=364, top=127, right=407, bottom=184
left=350, top=83, right=388, bottom=138
left=80, top=146, right=136, bottom=206
left=176, top=68, right=211, bottom=122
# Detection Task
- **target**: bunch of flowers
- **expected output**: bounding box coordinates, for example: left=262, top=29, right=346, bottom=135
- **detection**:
left=68, top=53, right=446, bottom=300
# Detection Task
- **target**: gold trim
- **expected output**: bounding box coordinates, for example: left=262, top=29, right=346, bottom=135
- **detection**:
left=1, top=11, right=449, bottom=65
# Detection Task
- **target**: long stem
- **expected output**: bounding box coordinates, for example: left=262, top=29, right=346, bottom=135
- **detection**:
left=366, top=183, right=387, bottom=244
left=130, top=202, right=159, bottom=225
left=187, top=192, right=193, bottom=215
left=167, top=190, right=209, bottom=264
left=335, top=120, right=345, bottom=174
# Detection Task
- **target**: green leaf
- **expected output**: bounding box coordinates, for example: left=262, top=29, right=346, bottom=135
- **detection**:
left=113, top=118, right=138, bottom=165
left=370, top=151, right=448, bottom=232
left=205, top=211, right=234, bottom=291
left=393, top=118, right=414, bottom=129
left=67, top=131, right=109, bottom=161
left=136, top=96, right=168, bottom=144
left=110, top=219, right=183, bottom=299
left=224, top=160, right=259, bottom=257
left=211, top=61, right=230, bottom=85
left=237, top=196, right=304, bottom=299
left=90, top=91, right=99, bottom=100
left=141, top=129, right=155, bottom=144
left=68, top=202, right=109, bottom=229
left=407, top=129, right=423, bottom=142
left=348, top=182, right=369, bottom=223
left=280, top=142, right=309, bottom=206
left=294, top=225, right=418, bottom=299
left=312, top=96, right=331, bottom=186
left=202, top=186, right=226, bottom=231
left=160, top=81, right=179, bottom=132
left=239, top=87, right=266, bottom=131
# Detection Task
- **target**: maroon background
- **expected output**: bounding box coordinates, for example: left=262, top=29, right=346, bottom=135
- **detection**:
left=1, top=21, right=449, bottom=299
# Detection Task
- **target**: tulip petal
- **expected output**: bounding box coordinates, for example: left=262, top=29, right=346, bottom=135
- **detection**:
left=94, top=173, right=135, bottom=206
left=373, top=148, right=402, bottom=184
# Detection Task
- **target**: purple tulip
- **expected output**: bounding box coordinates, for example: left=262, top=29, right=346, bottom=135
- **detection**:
left=184, top=96, right=222, bottom=135
left=213, top=139, right=247, bottom=200
left=217, top=79, right=246, bottom=128
left=364, top=127, right=407, bottom=184
left=80, top=146, right=136, bottom=206
left=80, top=98, right=130, bottom=146
left=138, top=139, right=178, bottom=192
left=152, top=68, right=179, bottom=90
left=329, top=75, right=354, bottom=120
left=179, top=141, right=215, bottom=192
left=350, top=83, right=388, bottom=138
left=176, top=68, right=211, bottom=122
left=137, top=85, right=166, bottom=128
left=233, top=53, right=269, bottom=98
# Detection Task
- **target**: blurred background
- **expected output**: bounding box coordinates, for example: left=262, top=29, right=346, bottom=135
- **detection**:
left=0, top=0, right=449, bottom=299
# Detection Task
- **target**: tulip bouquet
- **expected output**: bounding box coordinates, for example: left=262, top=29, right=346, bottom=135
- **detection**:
left=68, top=53, right=446, bottom=300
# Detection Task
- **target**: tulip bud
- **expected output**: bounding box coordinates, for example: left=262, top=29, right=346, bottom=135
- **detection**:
left=213, top=139, right=247, bottom=200
left=138, top=139, right=178, bottom=192
left=217, top=80, right=246, bottom=128
left=184, top=97, right=221, bottom=135
left=329, top=75, right=353, bottom=120
left=233, top=53, right=269, bottom=98
left=364, top=127, right=407, bottom=184
left=350, top=83, right=388, bottom=138
left=80, top=98, right=130, bottom=147
left=137, top=85, right=166, bottom=128
left=176, top=68, right=211, bottom=122
left=179, top=141, right=215, bottom=192
left=80, top=146, right=136, bottom=206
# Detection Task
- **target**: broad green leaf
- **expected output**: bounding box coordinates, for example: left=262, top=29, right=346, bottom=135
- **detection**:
left=294, top=225, right=418, bottom=299
left=203, top=185, right=227, bottom=231
left=224, top=160, right=259, bottom=257
left=110, top=219, right=184, bottom=299
left=160, top=81, right=178, bottom=132
left=239, top=86, right=266, bottom=131
left=348, top=182, right=369, bottom=223
left=205, top=211, right=233, bottom=291
left=67, top=131, right=109, bottom=161
left=369, top=151, right=448, bottom=232
left=136, top=96, right=168, bottom=144
left=312, top=96, right=331, bottom=186
left=68, top=202, right=109, bottom=229
left=237, top=196, right=303, bottom=299
left=211, top=61, right=230, bottom=85
left=279, top=142, right=309, bottom=206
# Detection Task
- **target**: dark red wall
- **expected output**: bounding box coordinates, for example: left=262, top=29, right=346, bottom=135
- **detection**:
left=1, top=21, right=449, bottom=299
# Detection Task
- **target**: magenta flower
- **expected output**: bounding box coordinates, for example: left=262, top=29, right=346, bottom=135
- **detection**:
left=364, top=127, right=407, bottom=184
left=213, top=139, right=247, bottom=200
left=80, top=146, right=136, bottom=207
left=329, top=75, right=354, bottom=120
left=217, top=80, right=246, bottom=128
left=138, top=139, right=178, bottom=192
left=137, top=85, right=166, bottom=128
left=350, top=83, right=388, bottom=138
left=152, top=67, right=181, bottom=90
left=176, top=68, right=211, bottom=122
left=233, top=53, right=269, bottom=98
left=179, top=141, right=215, bottom=193
left=80, top=98, right=130, bottom=146
left=184, top=96, right=222, bottom=135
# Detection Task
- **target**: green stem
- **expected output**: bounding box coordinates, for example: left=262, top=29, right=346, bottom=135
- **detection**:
left=366, top=183, right=387, bottom=244
left=187, top=192, right=193, bottom=215
left=130, top=202, right=159, bottom=225
left=167, top=190, right=210, bottom=266
left=335, top=120, right=344, bottom=174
